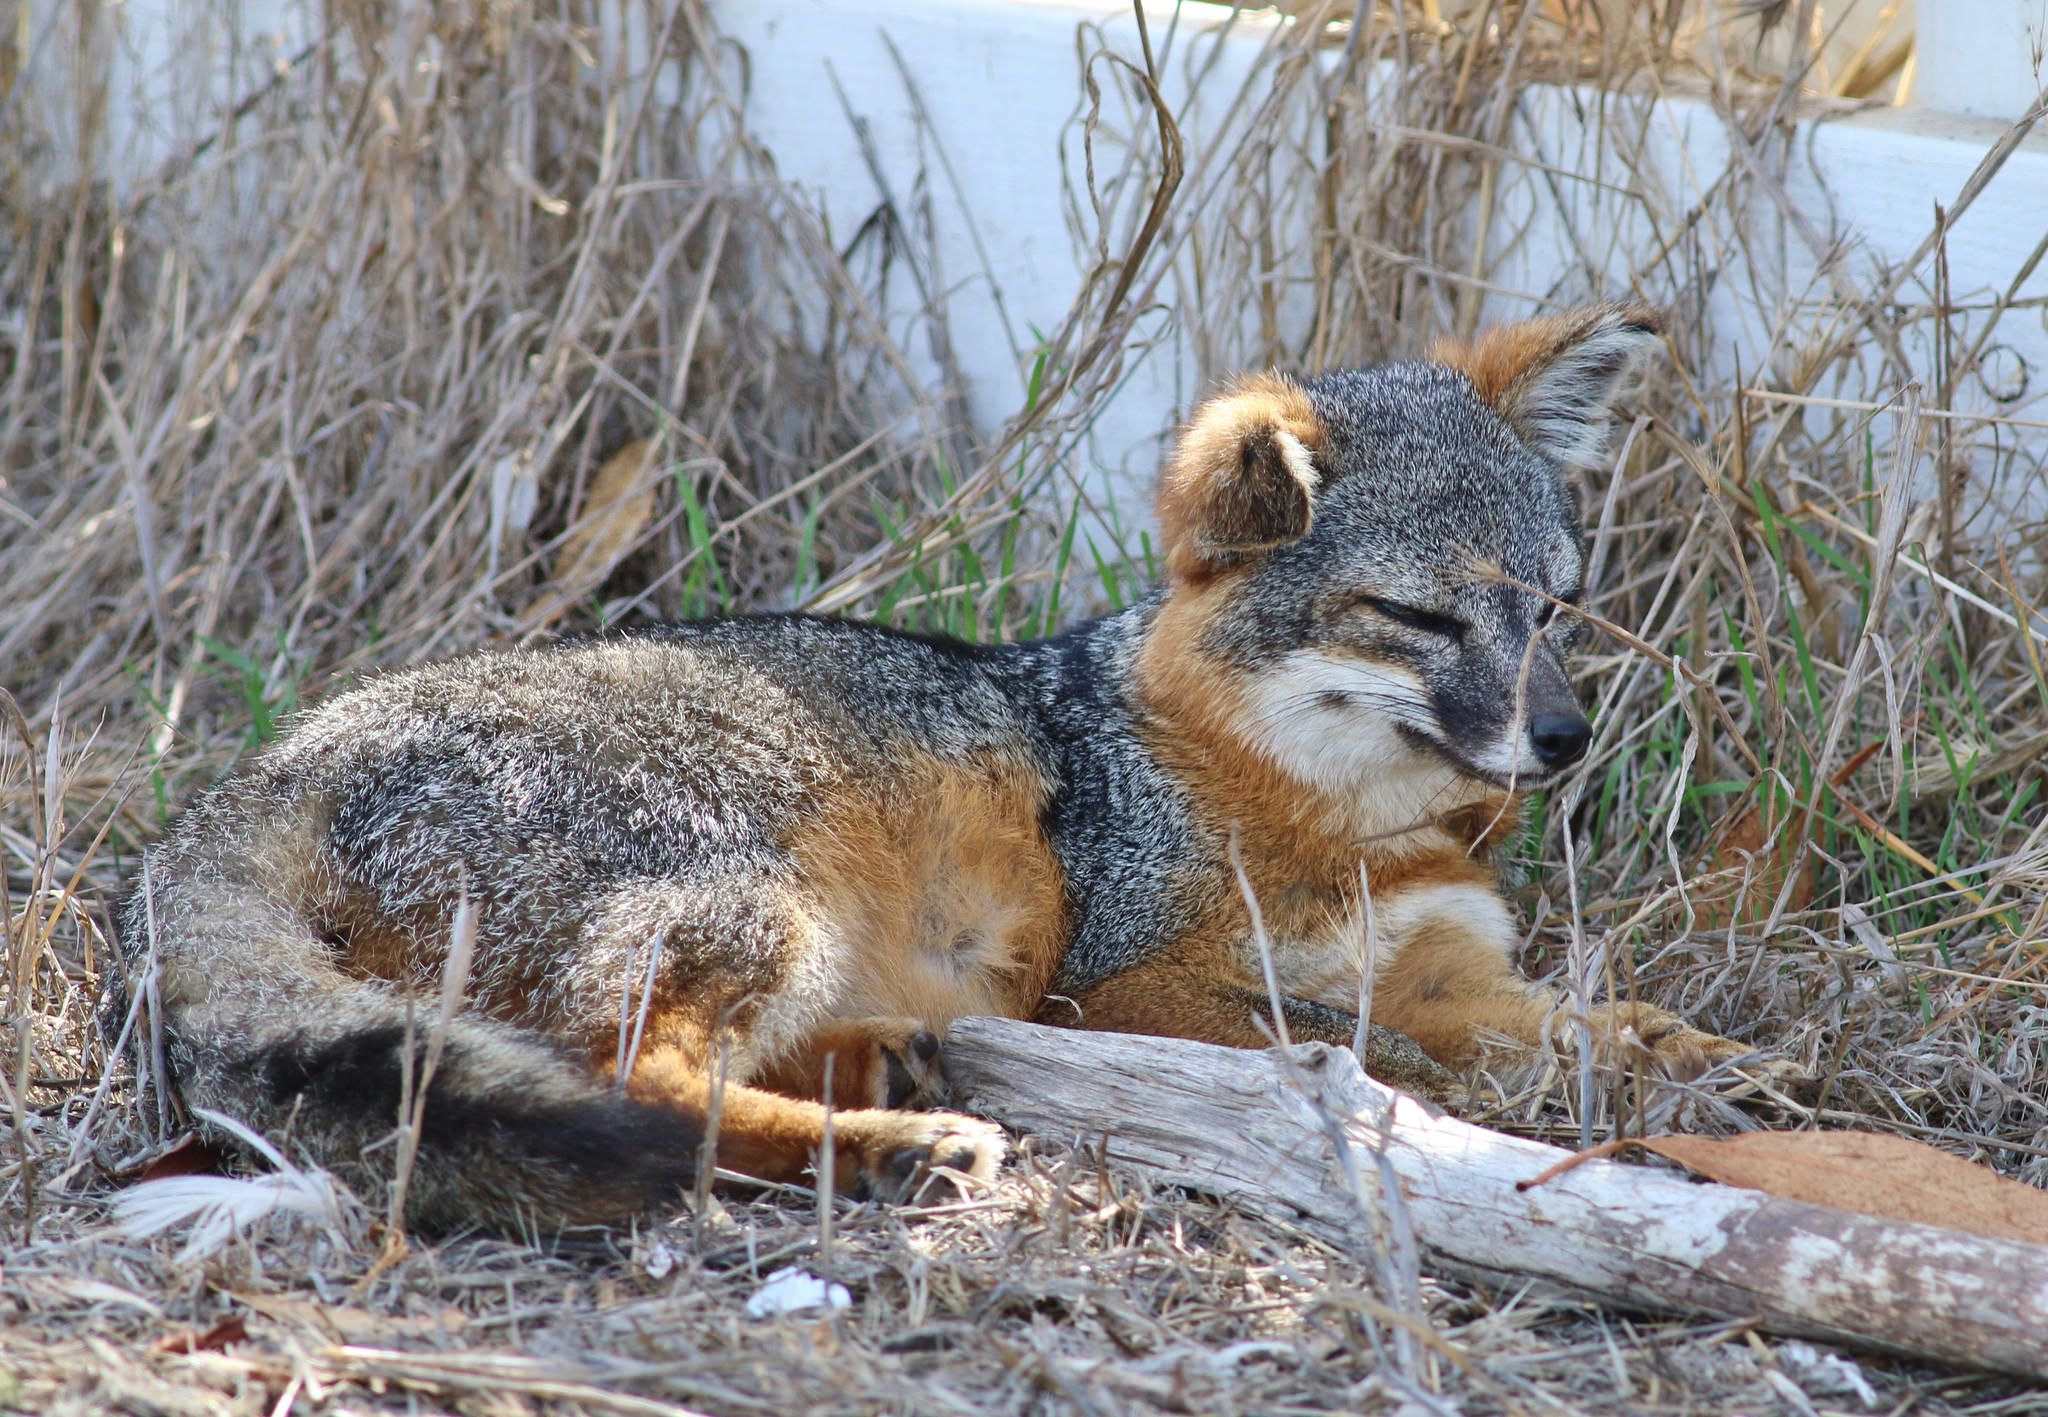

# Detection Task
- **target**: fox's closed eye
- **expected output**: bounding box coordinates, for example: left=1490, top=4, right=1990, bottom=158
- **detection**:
left=1538, top=589, right=1584, bottom=630
left=1357, top=596, right=1468, bottom=642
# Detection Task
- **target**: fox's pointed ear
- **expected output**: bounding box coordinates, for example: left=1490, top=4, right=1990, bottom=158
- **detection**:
left=1430, top=300, right=1663, bottom=470
left=1157, top=374, right=1325, bottom=583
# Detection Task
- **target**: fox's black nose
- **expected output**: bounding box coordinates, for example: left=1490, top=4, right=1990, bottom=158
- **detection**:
left=1530, top=712, right=1592, bottom=768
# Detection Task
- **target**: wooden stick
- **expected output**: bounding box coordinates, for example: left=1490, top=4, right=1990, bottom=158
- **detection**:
left=944, top=1017, right=2048, bottom=1380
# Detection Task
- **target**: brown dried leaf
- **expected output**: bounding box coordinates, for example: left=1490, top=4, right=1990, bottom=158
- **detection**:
left=1693, top=796, right=1816, bottom=930
left=134, top=1135, right=230, bottom=1182
left=529, top=437, right=660, bottom=625
left=155, top=1315, right=247, bottom=1354
left=1640, top=1131, right=2048, bottom=1246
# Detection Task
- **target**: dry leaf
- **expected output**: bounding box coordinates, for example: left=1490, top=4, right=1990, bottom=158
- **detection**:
left=1693, top=796, right=1816, bottom=930
left=1639, top=1131, right=2048, bottom=1246
left=552, top=437, right=659, bottom=591
left=524, top=437, right=660, bottom=628
left=156, top=1315, right=247, bottom=1354
left=18, top=1275, right=165, bottom=1318
left=135, top=1136, right=230, bottom=1183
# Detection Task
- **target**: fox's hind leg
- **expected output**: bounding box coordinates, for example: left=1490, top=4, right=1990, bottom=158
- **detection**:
left=623, top=1031, right=1001, bottom=1201
left=573, top=878, right=1001, bottom=1198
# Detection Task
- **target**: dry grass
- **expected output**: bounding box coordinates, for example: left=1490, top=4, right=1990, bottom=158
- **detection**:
left=4, top=0, right=2046, bottom=1411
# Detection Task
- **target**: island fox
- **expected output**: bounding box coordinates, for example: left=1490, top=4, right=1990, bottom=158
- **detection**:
left=110, top=300, right=1765, bottom=1232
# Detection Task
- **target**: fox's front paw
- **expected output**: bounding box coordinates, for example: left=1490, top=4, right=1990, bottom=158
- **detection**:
left=835, top=1110, right=1007, bottom=1202
left=1587, top=1003, right=1807, bottom=1093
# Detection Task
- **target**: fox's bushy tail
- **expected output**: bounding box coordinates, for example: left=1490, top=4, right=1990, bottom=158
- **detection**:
left=108, top=807, right=701, bottom=1234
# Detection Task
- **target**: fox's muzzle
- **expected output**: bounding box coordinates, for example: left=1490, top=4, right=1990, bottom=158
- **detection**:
left=1521, top=647, right=1590, bottom=771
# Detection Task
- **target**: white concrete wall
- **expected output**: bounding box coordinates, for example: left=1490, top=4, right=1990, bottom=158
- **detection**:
left=23, top=0, right=312, bottom=180
left=43, top=0, right=2048, bottom=525
left=712, top=0, right=2048, bottom=521
left=1918, top=0, right=2047, bottom=122
left=1493, top=85, right=2048, bottom=399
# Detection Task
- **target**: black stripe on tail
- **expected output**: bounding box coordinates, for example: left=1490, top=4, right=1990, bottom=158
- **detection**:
left=249, top=1025, right=703, bottom=1233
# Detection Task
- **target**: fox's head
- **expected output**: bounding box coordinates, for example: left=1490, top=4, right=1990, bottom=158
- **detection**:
left=1146, top=301, right=1661, bottom=827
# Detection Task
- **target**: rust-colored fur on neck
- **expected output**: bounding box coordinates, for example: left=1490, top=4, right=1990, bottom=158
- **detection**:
left=1133, top=580, right=1502, bottom=916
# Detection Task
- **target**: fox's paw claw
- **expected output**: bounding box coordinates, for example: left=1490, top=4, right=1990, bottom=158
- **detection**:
left=839, top=1110, right=1006, bottom=1202
left=1706, top=1051, right=1818, bottom=1103
left=1631, top=1012, right=1738, bottom=1082
left=1589, top=1003, right=1805, bottom=1094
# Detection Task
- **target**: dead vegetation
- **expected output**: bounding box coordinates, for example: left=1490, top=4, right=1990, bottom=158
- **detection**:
left=3, top=0, right=2046, bottom=1412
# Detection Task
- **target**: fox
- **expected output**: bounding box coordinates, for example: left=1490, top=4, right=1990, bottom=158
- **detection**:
left=108, top=300, right=1774, bottom=1234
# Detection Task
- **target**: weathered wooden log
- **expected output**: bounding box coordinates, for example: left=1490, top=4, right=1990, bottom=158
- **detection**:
left=944, top=1016, right=2048, bottom=1380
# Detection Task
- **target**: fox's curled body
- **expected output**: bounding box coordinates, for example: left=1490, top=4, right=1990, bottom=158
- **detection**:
left=112, top=303, right=1763, bottom=1231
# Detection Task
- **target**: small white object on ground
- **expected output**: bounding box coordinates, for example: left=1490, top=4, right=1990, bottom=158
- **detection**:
left=744, top=1266, right=851, bottom=1318
left=637, top=1239, right=678, bottom=1281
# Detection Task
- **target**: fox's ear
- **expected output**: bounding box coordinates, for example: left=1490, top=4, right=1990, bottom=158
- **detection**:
left=1157, top=374, right=1325, bottom=583
left=1430, top=300, right=1663, bottom=470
